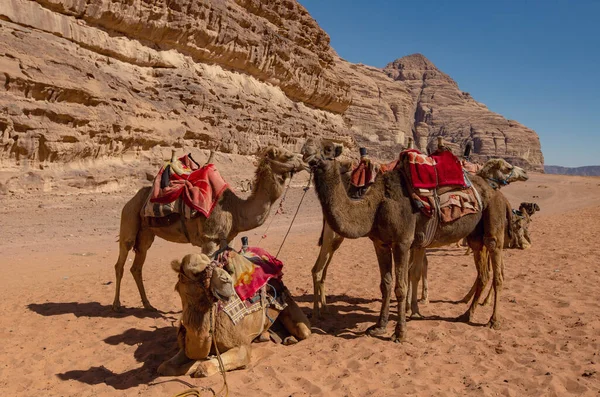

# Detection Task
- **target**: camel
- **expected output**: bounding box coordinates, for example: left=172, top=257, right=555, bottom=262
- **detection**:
left=312, top=157, right=528, bottom=317
left=112, top=146, right=306, bottom=311
left=460, top=200, right=540, bottom=306
left=421, top=158, right=529, bottom=303
left=157, top=253, right=311, bottom=378
left=513, top=202, right=540, bottom=249
left=302, top=138, right=513, bottom=342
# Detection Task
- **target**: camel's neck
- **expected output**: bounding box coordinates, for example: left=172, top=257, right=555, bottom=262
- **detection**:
left=227, top=161, right=285, bottom=233
left=313, top=160, right=383, bottom=238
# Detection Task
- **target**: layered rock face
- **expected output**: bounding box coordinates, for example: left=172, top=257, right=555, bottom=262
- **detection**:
left=0, top=0, right=543, bottom=193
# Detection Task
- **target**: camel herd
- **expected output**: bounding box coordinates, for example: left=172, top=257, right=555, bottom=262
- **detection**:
left=112, top=139, right=539, bottom=377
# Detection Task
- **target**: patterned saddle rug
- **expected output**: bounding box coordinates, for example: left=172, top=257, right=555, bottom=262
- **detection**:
left=142, top=154, right=229, bottom=219
left=217, top=247, right=287, bottom=325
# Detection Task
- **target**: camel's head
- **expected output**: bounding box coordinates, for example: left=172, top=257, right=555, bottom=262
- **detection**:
left=262, top=146, right=308, bottom=176
left=478, top=158, right=528, bottom=189
left=301, top=137, right=343, bottom=168
left=171, top=253, right=235, bottom=305
left=519, top=202, right=540, bottom=216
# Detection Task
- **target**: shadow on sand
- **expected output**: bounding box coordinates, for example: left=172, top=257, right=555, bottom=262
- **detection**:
left=27, top=301, right=178, bottom=320
left=56, top=326, right=179, bottom=390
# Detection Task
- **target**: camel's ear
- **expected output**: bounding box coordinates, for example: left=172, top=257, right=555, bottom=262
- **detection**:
left=170, top=259, right=182, bottom=273
left=535, top=203, right=540, bottom=212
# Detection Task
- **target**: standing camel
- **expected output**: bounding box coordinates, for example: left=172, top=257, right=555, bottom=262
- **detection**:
left=421, top=158, right=529, bottom=304
left=112, top=147, right=306, bottom=311
left=302, top=138, right=512, bottom=342
left=313, top=157, right=527, bottom=317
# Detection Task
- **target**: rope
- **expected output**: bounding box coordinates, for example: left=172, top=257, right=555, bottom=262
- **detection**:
left=256, top=173, right=294, bottom=247
left=275, top=171, right=312, bottom=259
left=210, top=304, right=229, bottom=397
left=171, top=388, right=215, bottom=397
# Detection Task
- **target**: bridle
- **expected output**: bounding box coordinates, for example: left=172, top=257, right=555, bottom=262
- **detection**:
left=487, top=167, right=514, bottom=189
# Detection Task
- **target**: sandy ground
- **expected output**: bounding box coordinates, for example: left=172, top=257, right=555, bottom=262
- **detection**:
left=1, top=172, right=600, bottom=396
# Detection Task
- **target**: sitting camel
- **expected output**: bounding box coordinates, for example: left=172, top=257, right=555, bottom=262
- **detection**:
left=303, top=138, right=513, bottom=342
left=112, top=146, right=306, bottom=311
left=512, top=202, right=540, bottom=249
left=158, top=253, right=310, bottom=377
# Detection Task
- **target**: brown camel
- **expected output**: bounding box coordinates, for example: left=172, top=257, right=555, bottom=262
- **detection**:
left=313, top=157, right=527, bottom=317
left=421, top=158, right=529, bottom=303
left=302, top=138, right=512, bottom=342
left=157, top=253, right=311, bottom=377
left=112, top=146, right=306, bottom=311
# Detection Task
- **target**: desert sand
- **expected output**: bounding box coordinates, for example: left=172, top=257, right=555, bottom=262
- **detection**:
left=1, top=172, right=599, bottom=396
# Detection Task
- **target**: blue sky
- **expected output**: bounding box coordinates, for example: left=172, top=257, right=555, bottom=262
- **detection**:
left=299, top=0, right=599, bottom=167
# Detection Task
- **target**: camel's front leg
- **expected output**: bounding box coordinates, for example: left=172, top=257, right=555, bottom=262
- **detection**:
left=366, top=241, right=393, bottom=337
left=488, top=247, right=504, bottom=329
left=279, top=289, right=312, bottom=340
left=157, top=349, right=196, bottom=376
left=392, top=242, right=411, bottom=343
left=419, top=251, right=429, bottom=304
left=409, top=248, right=426, bottom=317
left=191, top=345, right=251, bottom=378
left=130, top=229, right=156, bottom=310
left=311, top=222, right=344, bottom=318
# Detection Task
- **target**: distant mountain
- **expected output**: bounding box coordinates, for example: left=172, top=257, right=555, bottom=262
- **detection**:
left=545, top=165, right=600, bottom=176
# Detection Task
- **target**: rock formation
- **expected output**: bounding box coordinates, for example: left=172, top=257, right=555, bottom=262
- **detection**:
left=0, top=0, right=544, bottom=193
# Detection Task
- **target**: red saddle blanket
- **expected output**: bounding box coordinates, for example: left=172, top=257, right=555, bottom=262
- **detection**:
left=350, top=159, right=376, bottom=188
left=224, top=247, right=284, bottom=301
left=401, top=149, right=466, bottom=189
left=150, top=156, right=229, bottom=218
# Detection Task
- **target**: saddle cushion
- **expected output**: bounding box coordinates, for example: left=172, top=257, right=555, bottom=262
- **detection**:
left=224, top=247, right=284, bottom=301
left=402, top=149, right=466, bottom=189
left=146, top=155, right=229, bottom=218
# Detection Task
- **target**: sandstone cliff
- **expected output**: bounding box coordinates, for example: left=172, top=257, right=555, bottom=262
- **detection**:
left=0, top=0, right=543, bottom=193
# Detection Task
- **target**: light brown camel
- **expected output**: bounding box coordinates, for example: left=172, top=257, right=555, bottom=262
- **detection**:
left=313, top=158, right=527, bottom=317
left=112, top=147, right=306, bottom=311
left=157, top=253, right=311, bottom=377
left=460, top=199, right=540, bottom=306
left=420, top=158, right=529, bottom=304
left=302, top=138, right=512, bottom=342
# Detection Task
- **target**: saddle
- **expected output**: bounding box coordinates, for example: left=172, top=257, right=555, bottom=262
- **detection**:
left=399, top=148, right=482, bottom=246
left=142, top=153, right=229, bottom=219
left=216, top=247, right=287, bottom=326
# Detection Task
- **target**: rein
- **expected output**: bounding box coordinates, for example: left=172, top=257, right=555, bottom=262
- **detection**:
left=487, top=168, right=514, bottom=189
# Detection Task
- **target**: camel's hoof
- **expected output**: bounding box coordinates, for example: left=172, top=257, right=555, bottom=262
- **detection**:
left=456, top=312, right=471, bottom=323
left=256, top=331, right=270, bottom=343
left=143, top=303, right=158, bottom=312
left=391, top=332, right=406, bottom=343
left=366, top=325, right=387, bottom=337
left=488, top=320, right=501, bottom=330
left=418, top=298, right=429, bottom=305
left=283, top=336, right=299, bottom=346
left=191, top=362, right=219, bottom=378
left=112, top=302, right=123, bottom=312
left=157, top=361, right=177, bottom=376
left=410, top=312, right=424, bottom=320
